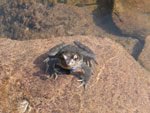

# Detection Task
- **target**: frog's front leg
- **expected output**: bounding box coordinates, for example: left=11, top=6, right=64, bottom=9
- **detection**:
left=43, top=57, right=50, bottom=73
left=78, top=63, right=92, bottom=89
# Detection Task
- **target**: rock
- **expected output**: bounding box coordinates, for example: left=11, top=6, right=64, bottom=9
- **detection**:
left=0, top=0, right=7, bottom=6
left=17, top=99, right=32, bottom=113
left=112, top=0, right=150, bottom=40
left=138, top=36, right=150, bottom=72
left=102, top=35, right=143, bottom=59
left=0, top=36, right=150, bottom=112
left=0, top=1, right=104, bottom=40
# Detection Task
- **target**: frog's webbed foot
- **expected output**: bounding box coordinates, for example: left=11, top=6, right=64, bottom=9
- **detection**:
left=49, top=63, right=62, bottom=80
left=50, top=72, right=58, bottom=80
left=43, top=57, right=59, bottom=79
left=77, top=64, right=91, bottom=90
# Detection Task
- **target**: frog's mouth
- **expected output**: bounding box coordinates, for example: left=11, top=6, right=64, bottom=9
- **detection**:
left=58, top=64, right=73, bottom=70
left=58, top=58, right=83, bottom=70
left=58, top=59, right=76, bottom=69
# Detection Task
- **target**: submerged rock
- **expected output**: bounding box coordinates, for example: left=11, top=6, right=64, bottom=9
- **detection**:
left=112, top=0, right=150, bottom=40
left=0, top=0, right=103, bottom=40
left=102, top=35, right=143, bottom=59
left=0, top=36, right=150, bottom=112
left=138, top=36, right=150, bottom=72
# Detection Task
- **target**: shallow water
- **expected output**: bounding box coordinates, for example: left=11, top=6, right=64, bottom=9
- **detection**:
left=1, top=1, right=150, bottom=113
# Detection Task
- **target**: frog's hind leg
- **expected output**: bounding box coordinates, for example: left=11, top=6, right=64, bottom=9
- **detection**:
left=47, top=42, right=67, bottom=56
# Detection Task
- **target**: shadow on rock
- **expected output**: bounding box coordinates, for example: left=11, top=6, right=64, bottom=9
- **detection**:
left=33, top=52, right=49, bottom=81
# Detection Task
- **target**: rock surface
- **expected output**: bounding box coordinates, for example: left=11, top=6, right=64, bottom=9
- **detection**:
left=138, top=36, right=150, bottom=72
left=0, top=36, right=150, bottom=113
left=112, top=0, right=150, bottom=40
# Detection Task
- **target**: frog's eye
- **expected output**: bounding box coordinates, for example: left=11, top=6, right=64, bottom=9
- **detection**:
left=73, top=54, right=78, bottom=60
left=63, top=54, right=68, bottom=60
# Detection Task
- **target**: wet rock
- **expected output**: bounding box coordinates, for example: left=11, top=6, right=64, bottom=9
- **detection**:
left=138, top=36, right=150, bottom=72
left=112, top=0, right=150, bottom=40
left=102, top=35, right=143, bottom=59
left=0, top=36, right=150, bottom=112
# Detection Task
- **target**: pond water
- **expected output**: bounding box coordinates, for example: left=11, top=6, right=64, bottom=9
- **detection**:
left=1, top=1, right=150, bottom=113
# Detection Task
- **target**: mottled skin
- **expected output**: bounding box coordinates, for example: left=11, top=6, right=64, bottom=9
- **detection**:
left=43, top=40, right=97, bottom=89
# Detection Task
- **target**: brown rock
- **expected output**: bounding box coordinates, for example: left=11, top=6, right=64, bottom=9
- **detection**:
left=112, top=0, right=150, bottom=40
left=0, top=36, right=150, bottom=113
left=138, top=36, right=150, bottom=72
